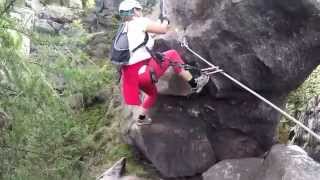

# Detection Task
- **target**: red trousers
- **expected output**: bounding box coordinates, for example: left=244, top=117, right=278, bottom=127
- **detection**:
left=121, top=50, right=185, bottom=109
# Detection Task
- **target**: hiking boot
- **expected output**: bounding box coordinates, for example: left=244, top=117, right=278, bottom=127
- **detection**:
left=135, top=117, right=152, bottom=126
left=191, top=74, right=210, bottom=93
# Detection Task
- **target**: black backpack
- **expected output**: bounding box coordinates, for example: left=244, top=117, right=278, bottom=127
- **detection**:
left=110, top=23, right=149, bottom=65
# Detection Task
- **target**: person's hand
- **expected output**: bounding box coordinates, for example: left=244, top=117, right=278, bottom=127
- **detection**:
left=155, top=52, right=164, bottom=61
left=159, top=16, right=170, bottom=25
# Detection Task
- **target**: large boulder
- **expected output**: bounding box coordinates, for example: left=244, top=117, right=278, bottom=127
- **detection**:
left=69, top=0, right=83, bottom=9
left=83, top=0, right=122, bottom=56
left=124, top=103, right=215, bottom=177
left=85, top=32, right=111, bottom=58
left=290, top=95, right=320, bottom=162
left=10, top=8, right=35, bottom=56
left=84, top=0, right=121, bottom=32
left=95, top=0, right=121, bottom=13
left=97, top=157, right=143, bottom=180
left=203, top=158, right=263, bottom=180
left=32, top=5, right=81, bottom=34
left=38, top=0, right=82, bottom=9
left=38, top=5, right=78, bottom=24
left=25, top=0, right=44, bottom=13
left=202, top=144, right=320, bottom=180
left=97, top=157, right=126, bottom=180
left=256, top=144, right=320, bottom=180
left=124, top=0, right=320, bottom=178
left=34, top=18, right=63, bottom=34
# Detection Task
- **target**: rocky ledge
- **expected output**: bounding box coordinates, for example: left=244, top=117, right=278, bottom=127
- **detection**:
left=123, top=0, right=320, bottom=178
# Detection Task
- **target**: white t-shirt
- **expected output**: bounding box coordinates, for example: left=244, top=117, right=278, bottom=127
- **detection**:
left=126, top=17, right=154, bottom=65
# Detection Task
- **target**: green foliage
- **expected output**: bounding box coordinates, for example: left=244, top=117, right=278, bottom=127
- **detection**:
left=0, top=13, right=22, bottom=49
left=0, top=1, right=158, bottom=178
left=278, top=65, right=320, bottom=143
left=30, top=21, right=116, bottom=98
left=0, top=47, right=92, bottom=179
left=74, top=105, right=152, bottom=178
left=286, top=65, right=320, bottom=118
left=0, top=11, right=152, bottom=179
left=0, top=28, right=22, bottom=48
left=82, top=0, right=95, bottom=9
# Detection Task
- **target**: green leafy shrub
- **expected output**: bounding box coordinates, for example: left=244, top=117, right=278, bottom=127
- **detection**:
left=0, top=46, right=93, bottom=180
left=82, top=0, right=95, bottom=9
left=278, top=65, right=320, bottom=143
left=286, top=66, right=320, bottom=117
left=0, top=10, right=152, bottom=179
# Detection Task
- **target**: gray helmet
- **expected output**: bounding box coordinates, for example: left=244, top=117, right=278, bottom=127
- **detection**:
left=119, top=0, right=143, bottom=16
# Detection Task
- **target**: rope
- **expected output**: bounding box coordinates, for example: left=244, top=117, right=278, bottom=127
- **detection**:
left=180, top=38, right=320, bottom=142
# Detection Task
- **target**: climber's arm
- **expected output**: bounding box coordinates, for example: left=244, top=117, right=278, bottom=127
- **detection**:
left=145, top=20, right=170, bottom=34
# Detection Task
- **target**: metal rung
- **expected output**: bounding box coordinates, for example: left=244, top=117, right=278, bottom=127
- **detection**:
left=204, top=70, right=223, bottom=75
left=201, top=67, right=219, bottom=71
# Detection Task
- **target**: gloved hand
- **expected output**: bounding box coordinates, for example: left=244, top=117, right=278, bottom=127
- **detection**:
left=155, top=52, right=164, bottom=62
left=159, top=15, right=170, bottom=25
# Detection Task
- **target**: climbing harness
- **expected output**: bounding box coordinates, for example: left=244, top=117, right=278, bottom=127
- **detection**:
left=180, top=37, right=320, bottom=142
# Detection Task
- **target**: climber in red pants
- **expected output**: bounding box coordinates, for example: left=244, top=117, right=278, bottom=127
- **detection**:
left=137, top=50, right=186, bottom=109
left=119, top=0, right=209, bottom=125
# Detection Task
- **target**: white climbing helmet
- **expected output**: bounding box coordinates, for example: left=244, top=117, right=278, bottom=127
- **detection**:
left=119, top=0, right=143, bottom=12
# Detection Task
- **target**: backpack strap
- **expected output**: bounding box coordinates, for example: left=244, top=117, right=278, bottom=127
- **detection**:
left=132, top=32, right=149, bottom=52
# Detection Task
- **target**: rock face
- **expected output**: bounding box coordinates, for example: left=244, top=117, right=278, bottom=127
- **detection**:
left=96, top=0, right=121, bottom=14
left=85, top=32, right=112, bottom=58
left=83, top=0, right=121, bottom=33
left=290, top=95, right=320, bottom=162
left=124, top=0, right=320, bottom=178
left=203, top=158, right=263, bottom=180
left=164, top=0, right=320, bottom=94
left=25, top=4, right=81, bottom=34
left=203, top=144, right=320, bottom=180
left=97, top=157, right=126, bottom=180
left=97, top=157, right=143, bottom=180
left=10, top=8, right=35, bottom=56
left=126, top=102, right=216, bottom=177
left=256, top=144, right=320, bottom=180
left=83, top=0, right=122, bottom=57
